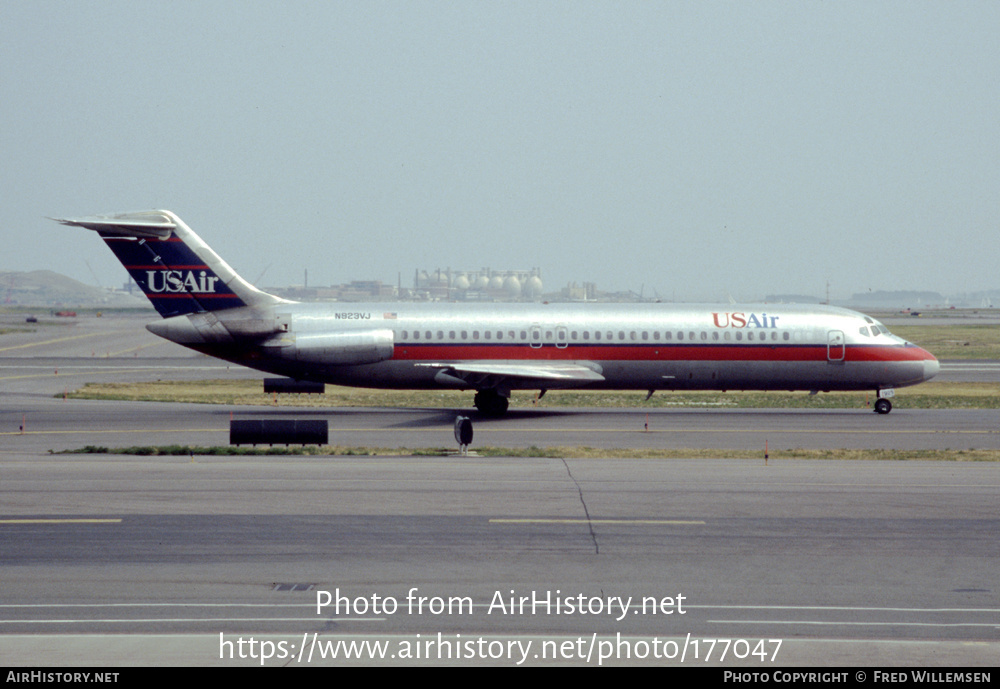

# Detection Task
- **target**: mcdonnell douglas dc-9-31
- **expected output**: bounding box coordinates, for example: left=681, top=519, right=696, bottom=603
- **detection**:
left=55, top=210, right=939, bottom=415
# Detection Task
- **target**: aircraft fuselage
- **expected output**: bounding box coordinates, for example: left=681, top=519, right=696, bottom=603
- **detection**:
left=155, top=300, right=938, bottom=394
left=55, top=210, right=939, bottom=415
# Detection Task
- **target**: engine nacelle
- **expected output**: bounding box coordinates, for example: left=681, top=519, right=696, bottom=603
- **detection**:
left=262, top=329, right=394, bottom=365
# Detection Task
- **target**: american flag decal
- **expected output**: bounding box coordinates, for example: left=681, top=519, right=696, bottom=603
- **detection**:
left=383, top=312, right=398, bottom=319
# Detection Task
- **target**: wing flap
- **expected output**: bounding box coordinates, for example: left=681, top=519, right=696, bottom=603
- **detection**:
left=417, top=361, right=605, bottom=390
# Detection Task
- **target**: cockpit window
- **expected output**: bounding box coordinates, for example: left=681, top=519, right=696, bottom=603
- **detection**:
left=868, top=322, right=893, bottom=337
left=859, top=326, right=870, bottom=336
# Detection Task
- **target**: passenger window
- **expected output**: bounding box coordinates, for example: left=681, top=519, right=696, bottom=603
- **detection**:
left=783, top=332, right=790, bottom=341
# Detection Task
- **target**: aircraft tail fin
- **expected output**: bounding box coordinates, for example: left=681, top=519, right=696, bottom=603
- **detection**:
left=53, top=210, right=286, bottom=317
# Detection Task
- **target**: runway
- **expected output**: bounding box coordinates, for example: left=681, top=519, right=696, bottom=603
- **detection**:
left=1, top=313, right=998, bottom=666
left=2, top=452, right=997, bottom=666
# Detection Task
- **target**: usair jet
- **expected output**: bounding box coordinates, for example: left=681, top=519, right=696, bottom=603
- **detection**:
left=55, top=210, right=939, bottom=415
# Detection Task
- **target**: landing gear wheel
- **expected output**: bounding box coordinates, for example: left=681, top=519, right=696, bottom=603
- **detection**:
left=874, top=398, right=892, bottom=414
left=474, top=390, right=509, bottom=417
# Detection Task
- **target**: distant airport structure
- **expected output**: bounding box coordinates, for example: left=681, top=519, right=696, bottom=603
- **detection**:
left=412, top=267, right=544, bottom=301
left=2, top=267, right=997, bottom=310
left=268, top=279, right=397, bottom=303
left=266, top=268, right=547, bottom=303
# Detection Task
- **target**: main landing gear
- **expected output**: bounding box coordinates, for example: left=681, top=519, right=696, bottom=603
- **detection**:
left=474, top=389, right=509, bottom=417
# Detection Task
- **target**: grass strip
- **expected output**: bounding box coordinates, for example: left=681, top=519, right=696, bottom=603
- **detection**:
left=64, top=379, right=1000, bottom=410
left=58, top=444, right=1000, bottom=461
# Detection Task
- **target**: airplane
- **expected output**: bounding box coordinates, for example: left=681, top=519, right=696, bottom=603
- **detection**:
left=54, top=210, right=939, bottom=416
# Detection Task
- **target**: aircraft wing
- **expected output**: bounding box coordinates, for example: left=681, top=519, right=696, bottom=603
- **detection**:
left=417, top=361, right=605, bottom=390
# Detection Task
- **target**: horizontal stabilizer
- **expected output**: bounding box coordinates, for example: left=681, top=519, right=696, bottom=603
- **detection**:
left=51, top=211, right=177, bottom=239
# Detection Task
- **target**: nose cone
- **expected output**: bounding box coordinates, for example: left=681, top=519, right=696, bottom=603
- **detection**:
left=923, top=352, right=940, bottom=381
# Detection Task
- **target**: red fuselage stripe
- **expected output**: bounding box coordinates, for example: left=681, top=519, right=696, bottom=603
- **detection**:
left=391, top=343, right=935, bottom=363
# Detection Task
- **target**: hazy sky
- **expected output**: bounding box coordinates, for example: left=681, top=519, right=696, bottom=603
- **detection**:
left=3, top=1, right=998, bottom=301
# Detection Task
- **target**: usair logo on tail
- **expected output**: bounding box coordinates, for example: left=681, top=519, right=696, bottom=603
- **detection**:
left=146, top=269, right=221, bottom=294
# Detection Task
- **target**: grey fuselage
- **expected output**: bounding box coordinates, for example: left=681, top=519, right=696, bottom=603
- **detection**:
left=149, top=300, right=940, bottom=394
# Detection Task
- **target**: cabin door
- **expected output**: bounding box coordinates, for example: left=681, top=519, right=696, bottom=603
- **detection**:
left=827, top=330, right=845, bottom=363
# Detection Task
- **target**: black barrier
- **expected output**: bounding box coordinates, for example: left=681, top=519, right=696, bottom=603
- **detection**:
left=454, top=415, right=473, bottom=454
left=230, top=419, right=329, bottom=446
left=263, top=378, right=326, bottom=394
left=454, top=416, right=473, bottom=446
